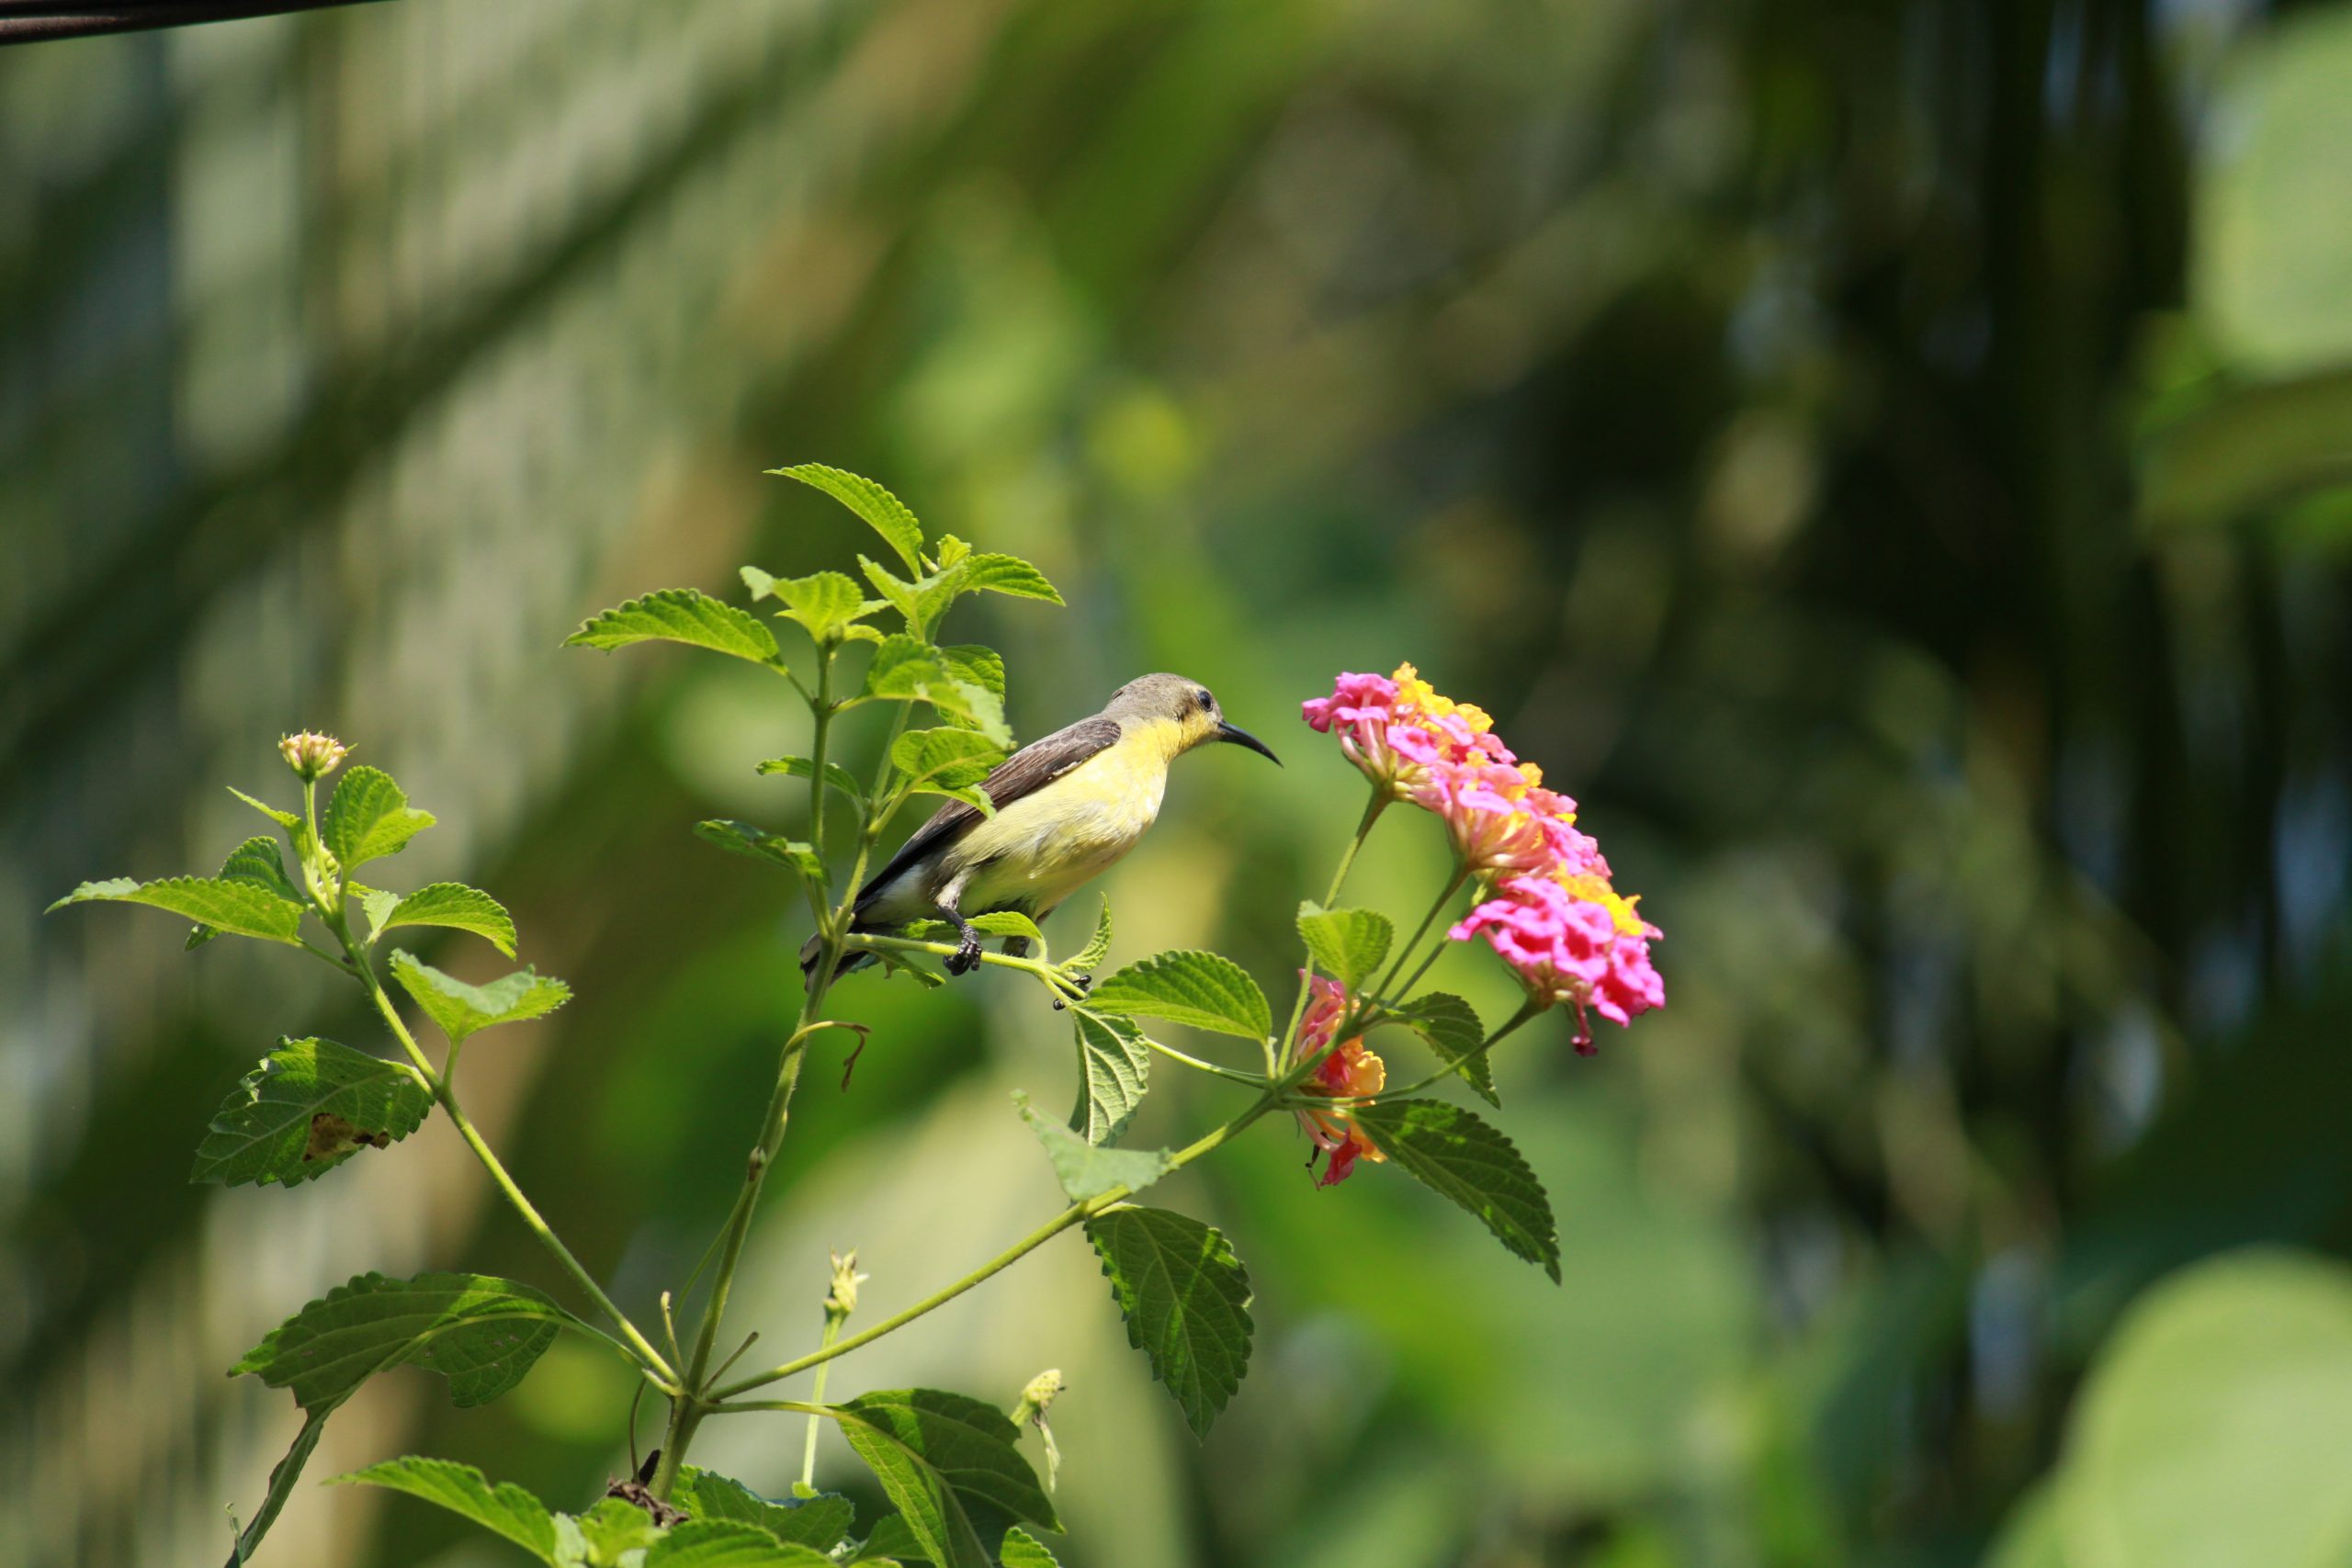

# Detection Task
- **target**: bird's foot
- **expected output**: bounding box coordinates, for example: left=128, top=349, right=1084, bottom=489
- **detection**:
left=945, top=930, right=984, bottom=976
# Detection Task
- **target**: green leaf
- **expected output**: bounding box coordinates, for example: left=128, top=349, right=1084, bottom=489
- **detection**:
left=677, top=1470, right=855, bottom=1552
left=935, top=645, right=1005, bottom=705
left=48, top=874, right=306, bottom=946
left=1068, top=897, right=1113, bottom=973
left=1001, top=1528, right=1061, bottom=1567
left=228, top=1407, right=332, bottom=1565
left=333, top=1457, right=560, bottom=1564
left=1015, top=1091, right=1171, bottom=1201
left=967, top=910, right=1045, bottom=944
left=2053, top=1249, right=2352, bottom=1568
left=891, top=728, right=1007, bottom=789
left=1295, top=902, right=1394, bottom=989
left=378, top=883, right=518, bottom=957
left=1085, top=1205, right=1255, bottom=1437
left=643, top=1522, right=836, bottom=1565
left=910, top=783, right=996, bottom=816
left=187, top=836, right=303, bottom=950
left=773, top=463, right=926, bottom=575
left=695, top=819, right=827, bottom=880
left=750, top=568, right=880, bottom=646
left=851, top=1515, right=926, bottom=1564
left=358, top=886, right=401, bottom=942
left=322, top=766, right=437, bottom=870
left=1352, top=1099, right=1559, bottom=1281
left=568, top=1497, right=669, bottom=1563
left=863, top=637, right=1013, bottom=745
left=831, top=1389, right=1059, bottom=1568
left=390, top=952, right=571, bottom=1044
left=1088, top=951, right=1271, bottom=1042
left=860, top=556, right=929, bottom=631
left=756, top=755, right=869, bottom=811
left=191, top=1038, right=432, bottom=1188
left=955, top=554, right=1064, bottom=604
left=1383, top=991, right=1498, bottom=1107
left=228, top=784, right=300, bottom=829
left=234, top=1269, right=579, bottom=1411
left=1069, top=1008, right=1149, bottom=1146
left=567, top=587, right=783, bottom=667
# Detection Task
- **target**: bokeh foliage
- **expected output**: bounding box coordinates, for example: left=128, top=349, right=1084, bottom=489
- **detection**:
left=6, top=0, right=2352, bottom=1564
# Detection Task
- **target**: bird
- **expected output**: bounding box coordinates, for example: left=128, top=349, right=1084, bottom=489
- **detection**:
left=802, top=673, right=1280, bottom=983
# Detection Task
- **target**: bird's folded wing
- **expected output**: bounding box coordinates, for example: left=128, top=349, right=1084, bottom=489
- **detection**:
left=855, top=715, right=1124, bottom=908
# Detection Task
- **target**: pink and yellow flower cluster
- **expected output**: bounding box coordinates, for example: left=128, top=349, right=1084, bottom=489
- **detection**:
left=1293, top=975, right=1386, bottom=1187
left=1304, top=663, right=1664, bottom=1052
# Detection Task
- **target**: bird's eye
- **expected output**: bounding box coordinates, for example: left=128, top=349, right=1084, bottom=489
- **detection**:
left=1194, top=688, right=1214, bottom=714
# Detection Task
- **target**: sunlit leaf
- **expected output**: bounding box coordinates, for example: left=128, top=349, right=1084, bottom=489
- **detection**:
left=228, top=784, right=300, bottom=829
left=234, top=1269, right=578, bottom=1411
left=187, top=836, right=303, bottom=950
left=333, top=1458, right=561, bottom=1564
left=756, top=755, right=868, bottom=811
left=1069, top=897, right=1114, bottom=973
left=1295, top=902, right=1393, bottom=989
left=390, top=952, right=571, bottom=1044
left=1088, top=951, right=1271, bottom=1042
left=891, top=727, right=1006, bottom=789
left=1382, top=991, right=1498, bottom=1107
left=956, top=554, right=1063, bottom=604
left=1086, top=1205, right=1255, bottom=1437
left=677, top=1469, right=855, bottom=1553
left=379, top=883, right=518, bottom=957
left=323, top=765, right=436, bottom=871
left=1001, top=1528, right=1061, bottom=1567
left=1016, top=1091, right=1171, bottom=1201
left=643, top=1521, right=835, bottom=1566
left=1068, top=1007, right=1149, bottom=1145
left=831, top=1388, right=1059, bottom=1568
left=935, top=645, right=1005, bottom=705
left=1353, top=1100, right=1559, bottom=1281
left=967, top=910, right=1044, bottom=944
left=695, top=820, right=825, bottom=880
left=862, top=636, right=1012, bottom=745
left=747, top=567, right=879, bottom=646
left=48, top=874, right=306, bottom=946
left=772, top=463, right=926, bottom=576
left=191, top=1038, right=431, bottom=1188
left=567, top=588, right=782, bottom=667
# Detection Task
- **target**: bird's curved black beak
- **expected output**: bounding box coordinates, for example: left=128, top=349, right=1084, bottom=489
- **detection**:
left=1216, top=722, right=1281, bottom=765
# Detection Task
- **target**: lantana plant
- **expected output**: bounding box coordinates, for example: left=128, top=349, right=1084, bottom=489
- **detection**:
left=50, top=465, right=1661, bottom=1568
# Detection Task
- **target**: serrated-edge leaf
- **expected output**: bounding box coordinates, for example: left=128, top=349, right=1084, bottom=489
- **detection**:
left=1384, top=992, right=1498, bottom=1106
left=1069, top=1008, right=1148, bottom=1145
left=1295, top=903, right=1395, bottom=989
left=229, top=784, right=300, bottom=828
left=910, top=782, right=997, bottom=816
left=567, top=587, right=783, bottom=666
left=756, top=754, right=869, bottom=809
left=1085, top=1205, right=1255, bottom=1437
left=359, top=886, right=401, bottom=943
left=695, top=819, right=827, bottom=879
left=891, top=727, right=1007, bottom=786
left=191, top=1038, right=432, bottom=1188
left=332, top=1457, right=560, bottom=1564
left=644, top=1521, right=837, bottom=1566
left=234, top=1270, right=579, bottom=1409
left=227, top=1406, right=334, bottom=1566
left=860, top=556, right=928, bottom=630
left=935, top=645, right=1005, bottom=704
left=188, top=836, right=304, bottom=949
left=966, top=910, right=1042, bottom=943
left=1016, top=1091, right=1172, bottom=1201
left=956, top=554, right=1064, bottom=604
left=1069, top=897, right=1114, bottom=972
left=1001, top=1527, right=1061, bottom=1567
left=48, top=874, right=306, bottom=945
left=322, top=766, right=436, bottom=869
left=774, top=464, right=926, bottom=574
left=1352, top=1099, right=1560, bottom=1281
left=382, top=883, right=518, bottom=958
left=761, top=569, right=878, bottom=646
left=832, top=1388, right=1059, bottom=1568
left=390, top=952, right=570, bottom=1045
left=677, top=1469, right=855, bottom=1552
left=570, top=1496, right=668, bottom=1561
left=1087, top=951, right=1271, bottom=1042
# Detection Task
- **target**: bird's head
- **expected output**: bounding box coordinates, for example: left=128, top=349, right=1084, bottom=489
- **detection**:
left=1106, top=673, right=1281, bottom=765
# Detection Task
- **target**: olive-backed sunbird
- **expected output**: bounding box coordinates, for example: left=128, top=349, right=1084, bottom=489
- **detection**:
left=803, top=672, right=1280, bottom=980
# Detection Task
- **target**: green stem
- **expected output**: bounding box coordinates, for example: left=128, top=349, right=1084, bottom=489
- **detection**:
left=799, top=1314, right=844, bottom=1490
left=711, top=1096, right=1282, bottom=1404
left=1275, top=788, right=1390, bottom=1073
left=1335, top=998, right=1542, bottom=1101
left=1361, top=863, right=1471, bottom=1034
left=354, top=967, right=676, bottom=1385
left=847, top=932, right=1084, bottom=998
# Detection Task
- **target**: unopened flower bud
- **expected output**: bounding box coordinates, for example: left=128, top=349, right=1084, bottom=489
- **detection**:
left=278, top=731, right=350, bottom=783
left=824, top=1249, right=868, bottom=1319
left=1012, top=1369, right=1065, bottom=1491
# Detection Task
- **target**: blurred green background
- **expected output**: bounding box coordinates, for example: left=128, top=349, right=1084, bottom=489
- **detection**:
left=6, top=0, right=2352, bottom=1564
